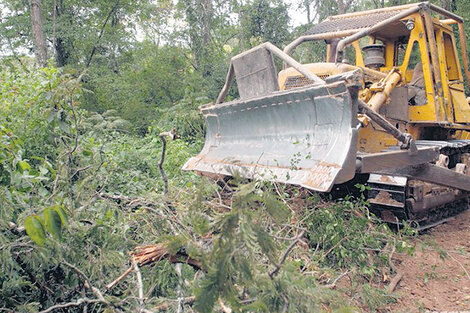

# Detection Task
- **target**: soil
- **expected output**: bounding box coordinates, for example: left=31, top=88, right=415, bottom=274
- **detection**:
left=386, top=209, right=470, bottom=312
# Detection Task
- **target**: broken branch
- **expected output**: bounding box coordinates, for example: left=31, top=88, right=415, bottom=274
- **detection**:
left=159, top=130, right=176, bottom=195
left=387, top=272, right=404, bottom=293
left=269, top=230, right=305, bottom=279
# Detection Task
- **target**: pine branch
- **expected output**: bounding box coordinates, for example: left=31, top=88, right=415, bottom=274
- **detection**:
left=105, top=266, right=133, bottom=290
left=107, top=244, right=204, bottom=292
left=61, top=261, right=109, bottom=305
left=98, top=192, right=185, bottom=235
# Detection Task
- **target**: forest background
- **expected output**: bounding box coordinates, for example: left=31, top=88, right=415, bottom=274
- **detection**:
left=0, top=0, right=467, bottom=312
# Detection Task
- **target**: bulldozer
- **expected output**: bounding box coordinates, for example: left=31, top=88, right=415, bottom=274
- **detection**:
left=183, top=2, right=470, bottom=228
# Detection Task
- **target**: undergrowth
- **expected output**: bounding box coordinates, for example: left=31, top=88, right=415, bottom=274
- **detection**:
left=0, top=64, right=414, bottom=312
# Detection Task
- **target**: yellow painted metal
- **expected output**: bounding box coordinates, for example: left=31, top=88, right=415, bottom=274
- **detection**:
left=458, top=22, right=470, bottom=89
left=436, top=29, right=455, bottom=122
left=439, top=28, right=470, bottom=123
left=399, top=14, right=438, bottom=122
left=357, top=117, right=398, bottom=153
left=384, top=42, right=395, bottom=69
left=277, top=63, right=344, bottom=90
left=278, top=5, right=470, bottom=154
left=456, top=130, right=470, bottom=140
left=367, top=69, right=401, bottom=112
left=352, top=41, right=365, bottom=67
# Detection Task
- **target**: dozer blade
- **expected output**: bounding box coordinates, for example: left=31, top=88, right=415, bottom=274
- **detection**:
left=183, top=81, right=358, bottom=192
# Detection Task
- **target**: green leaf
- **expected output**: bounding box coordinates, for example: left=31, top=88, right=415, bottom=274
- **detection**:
left=24, top=216, right=46, bottom=246
left=18, top=161, right=31, bottom=172
left=52, top=205, right=68, bottom=226
left=44, top=208, right=62, bottom=239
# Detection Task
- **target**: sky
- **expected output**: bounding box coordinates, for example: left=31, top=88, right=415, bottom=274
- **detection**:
left=288, top=1, right=309, bottom=27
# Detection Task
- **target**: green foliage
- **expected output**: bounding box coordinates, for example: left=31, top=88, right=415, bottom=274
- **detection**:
left=43, top=206, right=64, bottom=240
left=239, top=0, right=292, bottom=47
left=83, top=44, right=199, bottom=133
left=304, top=195, right=413, bottom=276
left=24, top=215, right=47, bottom=246
left=187, top=180, right=364, bottom=313
left=0, top=63, right=201, bottom=312
left=24, top=205, right=67, bottom=244
left=0, top=61, right=415, bottom=313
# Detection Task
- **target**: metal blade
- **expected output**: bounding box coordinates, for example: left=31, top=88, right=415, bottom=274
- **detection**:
left=183, top=81, right=358, bottom=192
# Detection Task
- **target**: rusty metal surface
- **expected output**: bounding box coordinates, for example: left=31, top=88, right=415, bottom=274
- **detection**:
left=368, top=173, right=408, bottom=187
left=380, top=86, right=409, bottom=122
left=367, top=138, right=470, bottom=225
left=284, top=74, right=332, bottom=90
left=232, top=47, right=279, bottom=99
left=356, top=147, right=439, bottom=173
left=217, top=42, right=325, bottom=105
left=183, top=82, right=358, bottom=192
left=378, top=163, right=470, bottom=192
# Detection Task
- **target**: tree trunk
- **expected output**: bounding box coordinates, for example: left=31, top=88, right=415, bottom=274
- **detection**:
left=306, top=2, right=311, bottom=24
left=55, top=37, right=69, bottom=67
left=202, top=0, right=212, bottom=48
left=185, top=0, right=213, bottom=76
left=200, top=0, right=213, bottom=77
left=30, top=0, right=48, bottom=67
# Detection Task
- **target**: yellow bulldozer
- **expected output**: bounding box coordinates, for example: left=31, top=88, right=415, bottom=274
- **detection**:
left=184, top=2, right=470, bottom=228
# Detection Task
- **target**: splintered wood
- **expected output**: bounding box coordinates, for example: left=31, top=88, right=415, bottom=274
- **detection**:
left=106, top=243, right=203, bottom=290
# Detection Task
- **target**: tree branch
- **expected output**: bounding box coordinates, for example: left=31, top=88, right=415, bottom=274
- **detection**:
left=269, top=230, right=305, bottom=279
left=38, top=298, right=102, bottom=313
left=158, top=130, right=176, bottom=196
left=133, top=260, right=145, bottom=309
left=324, top=270, right=351, bottom=289
left=85, top=1, right=120, bottom=68
left=387, top=272, right=404, bottom=293
left=61, top=261, right=109, bottom=304
left=154, top=296, right=196, bottom=311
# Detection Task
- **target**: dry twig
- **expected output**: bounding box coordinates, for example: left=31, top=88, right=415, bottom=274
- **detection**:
left=38, top=261, right=112, bottom=313
left=154, top=296, right=196, bottom=311
left=324, top=270, right=351, bottom=289
left=387, top=272, right=404, bottom=293
left=218, top=298, right=233, bottom=313
left=38, top=298, right=102, bottom=313
left=133, top=260, right=145, bottom=309
left=269, top=230, right=306, bottom=279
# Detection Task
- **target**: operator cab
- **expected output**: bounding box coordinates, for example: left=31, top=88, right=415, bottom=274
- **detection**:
left=279, top=3, right=470, bottom=127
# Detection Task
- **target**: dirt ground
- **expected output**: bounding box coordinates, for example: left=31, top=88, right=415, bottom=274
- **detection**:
left=387, top=209, right=470, bottom=312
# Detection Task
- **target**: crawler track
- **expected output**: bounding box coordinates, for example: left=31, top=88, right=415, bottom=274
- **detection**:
left=367, top=140, right=470, bottom=228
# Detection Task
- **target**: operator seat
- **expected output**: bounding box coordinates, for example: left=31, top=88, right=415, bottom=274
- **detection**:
left=408, top=62, right=427, bottom=105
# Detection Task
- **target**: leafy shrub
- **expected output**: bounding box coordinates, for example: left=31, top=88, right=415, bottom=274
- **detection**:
left=304, top=195, right=413, bottom=277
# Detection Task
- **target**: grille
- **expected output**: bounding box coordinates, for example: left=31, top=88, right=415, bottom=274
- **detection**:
left=284, top=74, right=330, bottom=90
left=306, top=11, right=399, bottom=35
